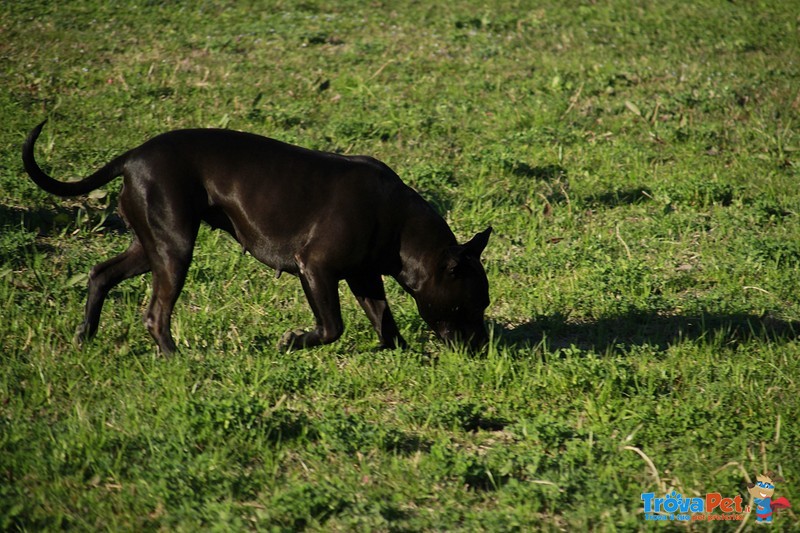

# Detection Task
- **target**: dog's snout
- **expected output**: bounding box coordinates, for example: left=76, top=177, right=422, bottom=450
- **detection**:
left=436, top=320, right=488, bottom=352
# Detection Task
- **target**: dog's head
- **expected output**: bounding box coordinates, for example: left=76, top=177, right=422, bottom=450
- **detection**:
left=415, top=227, right=492, bottom=350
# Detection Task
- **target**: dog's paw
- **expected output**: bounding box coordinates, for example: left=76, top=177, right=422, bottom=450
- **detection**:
left=375, top=335, right=408, bottom=351
left=73, top=323, right=93, bottom=347
left=277, top=329, right=306, bottom=352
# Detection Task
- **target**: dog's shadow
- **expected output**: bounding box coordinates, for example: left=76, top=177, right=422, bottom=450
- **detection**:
left=0, top=204, right=126, bottom=262
left=494, top=311, right=799, bottom=354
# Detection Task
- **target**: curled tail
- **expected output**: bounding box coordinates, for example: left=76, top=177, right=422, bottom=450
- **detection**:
left=23, top=121, right=126, bottom=197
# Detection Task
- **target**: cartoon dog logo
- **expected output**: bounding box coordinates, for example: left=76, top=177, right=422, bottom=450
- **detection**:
left=747, top=472, right=791, bottom=523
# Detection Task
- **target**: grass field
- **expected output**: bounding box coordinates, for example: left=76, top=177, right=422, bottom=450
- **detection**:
left=2, top=1, right=800, bottom=530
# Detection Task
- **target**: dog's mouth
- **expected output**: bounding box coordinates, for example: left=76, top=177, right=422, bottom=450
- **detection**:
left=436, top=323, right=488, bottom=351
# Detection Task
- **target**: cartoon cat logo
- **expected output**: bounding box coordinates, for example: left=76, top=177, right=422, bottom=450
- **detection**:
left=747, top=472, right=791, bottom=523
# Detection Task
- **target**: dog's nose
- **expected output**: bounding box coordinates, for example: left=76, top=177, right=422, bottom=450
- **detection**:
left=469, top=329, right=489, bottom=351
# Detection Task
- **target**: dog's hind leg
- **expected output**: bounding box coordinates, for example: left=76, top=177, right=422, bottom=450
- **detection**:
left=141, top=225, right=199, bottom=355
left=347, top=274, right=406, bottom=349
left=123, top=180, right=201, bottom=354
left=76, top=239, right=150, bottom=344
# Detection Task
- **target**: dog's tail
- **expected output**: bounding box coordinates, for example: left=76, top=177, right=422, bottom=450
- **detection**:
left=23, top=121, right=126, bottom=197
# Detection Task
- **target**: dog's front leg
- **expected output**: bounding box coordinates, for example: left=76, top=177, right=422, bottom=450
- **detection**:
left=278, top=262, right=344, bottom=351
left=347, top=274, right=406, bottom=349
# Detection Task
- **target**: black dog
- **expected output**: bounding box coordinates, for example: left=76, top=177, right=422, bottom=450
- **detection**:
left=23, top=122, right=491, bottom=354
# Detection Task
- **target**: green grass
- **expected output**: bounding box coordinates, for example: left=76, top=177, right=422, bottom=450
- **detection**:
left=2, top=0, right=800, bottom=529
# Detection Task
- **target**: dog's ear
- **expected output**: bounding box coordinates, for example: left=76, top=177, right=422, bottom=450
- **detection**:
left=463, top=227, right=492, bottom=257
left=444, top=227, right=493, bottom=276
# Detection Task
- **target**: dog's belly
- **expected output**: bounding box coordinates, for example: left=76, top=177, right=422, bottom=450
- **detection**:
left=246, top=240, right=302, bottom=275
left=202, top=205, right=300, bottom=275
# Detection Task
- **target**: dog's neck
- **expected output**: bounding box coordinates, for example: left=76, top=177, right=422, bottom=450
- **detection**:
left=394, top=205, right=456, bottom=296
